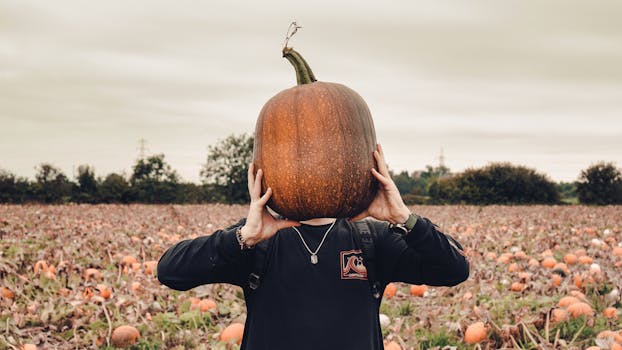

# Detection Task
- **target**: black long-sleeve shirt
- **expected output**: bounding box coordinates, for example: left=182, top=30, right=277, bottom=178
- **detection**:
left=157, top=217, right=469, bottom=350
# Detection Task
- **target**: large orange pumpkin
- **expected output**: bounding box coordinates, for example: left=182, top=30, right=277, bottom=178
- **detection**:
left=253, top=47, right=378, bottom=220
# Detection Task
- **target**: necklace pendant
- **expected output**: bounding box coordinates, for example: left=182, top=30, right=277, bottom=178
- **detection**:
left=310, top=254, right=318, bottom=264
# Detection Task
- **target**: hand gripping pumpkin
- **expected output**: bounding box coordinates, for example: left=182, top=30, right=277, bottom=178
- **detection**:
left=253, top=46, right=378, bottom=220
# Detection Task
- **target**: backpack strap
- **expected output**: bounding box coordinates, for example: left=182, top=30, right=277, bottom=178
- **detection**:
left=350, top=219, right=382, bottom=299
left=248, top=238, right=271, bottom=290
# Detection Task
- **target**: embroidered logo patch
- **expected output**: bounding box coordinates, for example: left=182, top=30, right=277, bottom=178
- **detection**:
left=340, top=250, right=367, bottom=280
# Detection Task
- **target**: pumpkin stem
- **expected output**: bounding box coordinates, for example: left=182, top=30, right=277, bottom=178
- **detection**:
left=283, top=47, right=317, bottom=85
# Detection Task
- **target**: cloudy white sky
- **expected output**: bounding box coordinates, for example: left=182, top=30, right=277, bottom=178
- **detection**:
left=1, top=1, right=621, bottom=182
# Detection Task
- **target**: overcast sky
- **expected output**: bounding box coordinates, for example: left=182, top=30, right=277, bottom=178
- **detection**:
left=1, top=1, right=621, bottom=183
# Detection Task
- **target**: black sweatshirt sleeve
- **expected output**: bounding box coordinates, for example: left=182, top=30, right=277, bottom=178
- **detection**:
left=376, top=217, right=469, bottom=286
left=157, top=219, right=251, bottom=290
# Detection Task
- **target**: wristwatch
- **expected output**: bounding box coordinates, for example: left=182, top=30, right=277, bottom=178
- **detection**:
left=390, top=212, right=419, bottom=234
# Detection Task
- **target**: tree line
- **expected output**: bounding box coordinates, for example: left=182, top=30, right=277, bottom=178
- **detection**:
left=0, top=134, right=254, bottom=205
left=1, top=134, right=621, bottom=205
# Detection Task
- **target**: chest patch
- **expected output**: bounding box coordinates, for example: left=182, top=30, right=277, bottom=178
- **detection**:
left=340, top=250, right=367, bottom=280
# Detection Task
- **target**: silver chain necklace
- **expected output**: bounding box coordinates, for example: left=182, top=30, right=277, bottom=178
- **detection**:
left=292, top=220, right=337, bottom=264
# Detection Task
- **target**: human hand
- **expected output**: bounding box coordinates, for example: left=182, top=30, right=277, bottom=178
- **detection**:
left=240, top=164, right=300, bottom=246
left=349, top=144, right=411, bottom=224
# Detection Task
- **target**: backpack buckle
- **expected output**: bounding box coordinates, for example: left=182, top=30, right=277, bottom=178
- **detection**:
left=248, top=273, right=261, bottom=290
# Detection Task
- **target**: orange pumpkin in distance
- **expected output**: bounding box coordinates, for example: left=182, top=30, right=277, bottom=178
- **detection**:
left=410, top=284, right=428, bottom=297
left=603, top=306, right=618, bottom=319
left=464, top=321, right=487, bottom=344
left=557, top=296, right=580, bottom=307
left=551, top=308, right=568, bottom=323
left=384, top=341, right=402, bottom=350
left=198, top=299, right=217, bottom=313
left=567, top=302, right=593, bottom=318
left=383, top=283, right=397, bottom=298
left=220, top=322, right=244, bottom=345
left=541, top=257, right=556, bottom=268
left=1, top=286, right=14, bottom=300
left=111, top=325, right=140, bottom=347
left=510, top=282, right=525, bottom=292
left=253, top=46, right=378, bottom=220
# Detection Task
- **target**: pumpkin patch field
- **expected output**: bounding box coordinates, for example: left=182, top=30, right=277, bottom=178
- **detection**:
left=1, top=204, right=621, bottom=349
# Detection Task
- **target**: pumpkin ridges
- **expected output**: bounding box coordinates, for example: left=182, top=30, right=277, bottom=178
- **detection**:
left=330, top=81, right=378, bottom=213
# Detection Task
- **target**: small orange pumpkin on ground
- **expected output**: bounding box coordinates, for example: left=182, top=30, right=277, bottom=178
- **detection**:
left=34, top=260, right=49, bottom=275
left=121, top=255, right=138, bottom=266
left=551, top=274, right=562, bottom=287
left=97, top=284, right=111, bottom=300
left=384, top=283, right=397, bottom=298
left=464, top=321, right=487, bottom=344
left=578, top=255, right=593, bottom=265
left=569, top=290, right=586, bottom=300
left=566, top=302, right=593, bottom=318
left=573, top=274, right=584, bottom=289
left=497, top=255, right=511, bottom=264
left=603, top=307, right=618, bottom=319
left=541, top=249, right=554, bottom=257
left=130, top=282, right=141, bottom=293
left=510, top=282, right=525, bottom=292
left=1, top=286, right=15, bottom=300
left=383, top=340, right=402, bottom=350
left=518, top=272, right=532, bottom=282
left=220, top=322, right=244, bottom=345
left=198, top=299, right=217, bottom=312
left=557, top=296, right=580, bottom=308
left=84, top=268, right=102, bottom=281
left=410, top=284, right=428, bottom=297
left=111, top=325, right=140, bottom=347
left=597, top=330, right=622, bottom=343
left=552, top=262, right=569, bottom=276
left=507, top=263, right=520, bottom=272
left=563, top=253, right=578, bottom=265
left=143, top=260, right=158, bottom=274
left=20, top=344, right=37, bottom=350
left=551, top=308, right=568, bottom=323
left=541, top=257, right=557, bottom=268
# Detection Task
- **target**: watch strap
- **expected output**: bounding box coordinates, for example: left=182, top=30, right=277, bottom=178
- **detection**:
left=402, top=212, right=418, bottom=231
left=390, top=212, right=419, bottom=234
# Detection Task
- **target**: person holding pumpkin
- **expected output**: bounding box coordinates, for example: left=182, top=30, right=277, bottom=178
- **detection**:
left=157, top=143, right=469, bottom=350
left=159, top=42, right=468, bottom=349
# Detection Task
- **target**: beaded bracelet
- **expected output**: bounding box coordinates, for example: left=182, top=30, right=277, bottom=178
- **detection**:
left=235, top=226, right=254, bottom=250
